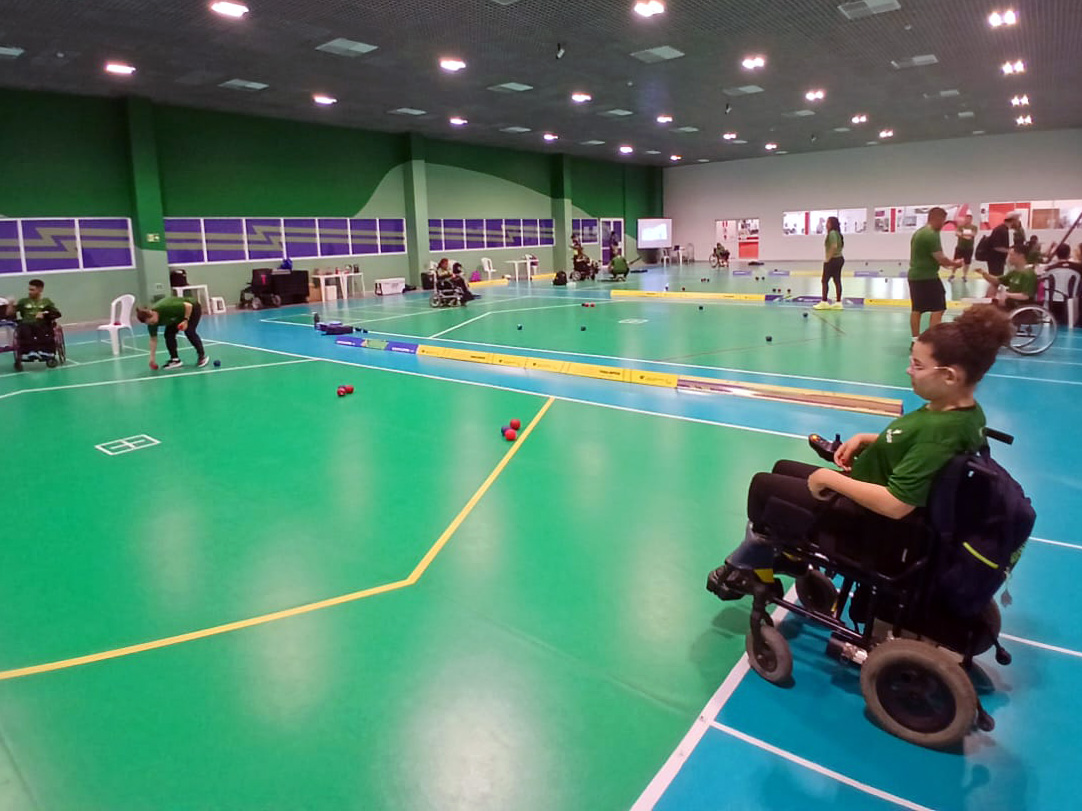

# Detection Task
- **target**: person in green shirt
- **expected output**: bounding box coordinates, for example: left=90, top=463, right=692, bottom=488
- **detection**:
left=608, top=249, right=630, bottom=280
left=980, top=246, right=1038, bottom=308
left=7, top=279, right=62, bottom=361
left=814, top=216, right=845, bottom=310
left=135, top=296, right=207, bottom=370
left=948, top=213, right=979, bottom=282
left=708, top=304, right=1014, bottom=596
left=908, top=207, right=964, bottom=343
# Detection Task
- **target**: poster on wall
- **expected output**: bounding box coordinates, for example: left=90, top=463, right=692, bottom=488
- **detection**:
left=807, top=210, right=837, bottom=236
left=838, top=208, right=867, bottom=234
left=873, top=207, right=893, bottom=233
left=994, top=200, right=1082, bottom=231
left=782, top=211, right=806, bottom=236
left=981, top=202, right=1031, bottom=230
left=874, top=204, right=965, bottom=233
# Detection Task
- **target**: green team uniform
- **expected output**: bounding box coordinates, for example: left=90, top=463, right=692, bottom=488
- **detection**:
left=1001, top=269, right=1038, bottom=299
left=908, top=226, right=944, bottom=281
left=610, top=255, right=629, bottom=273
left=956, top=224, right=977, bottom=248
left=147, top=296, right=194, bottom=337
left=825, top=231, right=843, bottom=258
left=851, top=404, right=986, bottom=507
left=15, top=296, right=59, bottom=322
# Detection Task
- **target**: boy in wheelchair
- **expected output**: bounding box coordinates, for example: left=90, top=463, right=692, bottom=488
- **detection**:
left=713, top=243, right=730, bottom=267
left=431, top=258, right=466, bottom=308
left=6, top=279, right=63, bottom=368
left=978, top=245, right=1037, bottom=311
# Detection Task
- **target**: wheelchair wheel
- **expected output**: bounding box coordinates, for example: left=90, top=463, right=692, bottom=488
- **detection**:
left=1008, top=306, right=1056, bottom=355
left=709, top=254, right=719, bottom=268
left=250, top=296, right=263, bottom=310
left=271, top=294, right=282, bottom=307
left=746, top=625, right=793, bottom=685
left=54, top=324, right=66, bottom=364
left=861, top=638, right=977, bottom=749
left=796, top=570, right=838, bottom=615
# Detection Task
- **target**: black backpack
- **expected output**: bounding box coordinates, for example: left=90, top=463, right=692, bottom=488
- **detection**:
left=974, top=235, right=993, bottom=262
left=926, top=443, right=1035, bottom=617
left=553, top=270, right=568, bottom=286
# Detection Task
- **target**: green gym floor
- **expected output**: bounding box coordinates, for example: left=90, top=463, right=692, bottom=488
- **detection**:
left=2, top=265, right=1080, bottom=810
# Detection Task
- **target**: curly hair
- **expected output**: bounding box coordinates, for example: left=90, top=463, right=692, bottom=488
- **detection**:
left=919, top=304, right=1014, bottom=384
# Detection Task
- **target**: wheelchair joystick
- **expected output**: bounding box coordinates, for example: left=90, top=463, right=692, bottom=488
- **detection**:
left=808, top=433, right=842, bottom=463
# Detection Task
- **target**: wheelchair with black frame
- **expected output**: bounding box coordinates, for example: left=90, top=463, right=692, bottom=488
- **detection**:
left=1, top=301, right=66, bottom=371
left=707, top=429, right=1033, bottom=750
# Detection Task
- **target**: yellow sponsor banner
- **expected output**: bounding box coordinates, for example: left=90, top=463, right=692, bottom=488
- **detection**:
left=470, top=278, right=510, bottom=288
left=864, top=298, right=910, bottom=307
left=417, top=345, right=448, bottom=358
left=491, top=353, right=528, bottom=368
left=441, top=347, right=494, bottom=364
left=531, top=272, right=555, bottom=281
left=525, top=357, right=568, bottom=373
left=629, top=370, right=679, bottom=388
left=565, top=362, right=631, bottom=383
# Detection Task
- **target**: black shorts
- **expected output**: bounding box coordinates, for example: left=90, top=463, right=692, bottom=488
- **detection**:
left=908, top=278, right=947, bottom=313
left=953, top=245, right=973, bottom=263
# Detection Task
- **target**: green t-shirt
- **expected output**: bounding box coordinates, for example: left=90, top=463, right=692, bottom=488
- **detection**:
left=610, top=255, right=629, bottom=272
left=850, top=404, right=986, bottom=507
left=1002, top=269, right=1037, bottom=299
left=909, top=226, right=944, bottom=281
left=147, top=296, right=193, bottom=337
left=825, top=230, right=843, bottom=258
left=15, top=296, right=58, bottom=322
left=956, top=224, right=978, bottom=247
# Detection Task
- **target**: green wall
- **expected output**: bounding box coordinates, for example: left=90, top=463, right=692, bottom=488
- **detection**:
left=0, top=89, right=133, bottom=218
left=0, top=89, right=662, bottom=321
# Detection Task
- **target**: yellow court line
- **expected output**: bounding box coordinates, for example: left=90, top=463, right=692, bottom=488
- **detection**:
left=0, top=396, right=556, bottom=682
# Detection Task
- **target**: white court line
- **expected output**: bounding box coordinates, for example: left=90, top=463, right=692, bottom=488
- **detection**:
left=707, top=722, right=935, bottom=811
left=632, top=594, right=794, bottom=810
left=0, top=359, right=313, bottom=401
left=1000, top=634, right=1082, bottom=660
left=206, top=338, right=807, bottom=440
left=986, top=372, right=1082, bottom=387
left=1030, top=536, right=1082, bottom=552
left=429, top=311, right=491, bottom=338
left=358, top=330, right=911, bottom=393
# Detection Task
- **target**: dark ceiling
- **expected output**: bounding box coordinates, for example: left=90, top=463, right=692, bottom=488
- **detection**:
left=1, top=0, right=1079, bottom=165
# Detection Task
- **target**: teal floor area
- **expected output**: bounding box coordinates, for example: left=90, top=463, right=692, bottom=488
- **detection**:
left=2, top=265, right=1080, bottom=809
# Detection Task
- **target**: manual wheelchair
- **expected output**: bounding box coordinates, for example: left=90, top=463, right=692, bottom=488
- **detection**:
left=707, top=429, right=1031, bottom=750
left=10, top=318, right=66, bottom=371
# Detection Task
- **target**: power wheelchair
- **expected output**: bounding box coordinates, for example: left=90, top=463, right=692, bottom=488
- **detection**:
left=707, top=429, right=1030, bottom=750
left=3, top=312, right=66, bottom=371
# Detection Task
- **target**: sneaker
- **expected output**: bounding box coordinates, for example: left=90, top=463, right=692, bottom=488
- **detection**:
left=197, top=356, right=209, bottom=368
left=830, top=301, right=843, bottom=310
left=706, top=564, right=745, bottom=601
left=948, top=274, right=955, bottom=282
left=812, top=301, right=830, bottom=310
left=163, top=358, right=183, bottom=370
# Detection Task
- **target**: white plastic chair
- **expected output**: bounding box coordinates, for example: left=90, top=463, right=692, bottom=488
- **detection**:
left=1046, top=267, right=1080, bottom=328
left=481, top=257, right=497, bottom=280
left=660, top=248, right=672, bottom=267
left=97, top=293, right=136, bottom=356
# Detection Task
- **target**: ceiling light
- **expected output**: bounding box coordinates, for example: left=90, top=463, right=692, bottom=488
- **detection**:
left=879, top=128, right=894, bottom=138
left=851, top=113, right=868, bottom=124
left=741, top=55, right=766, bottom=70
left=634, top=1, right=666, bottom=18
left=210, top=1, right=249, bottom=18
left=1001, top=59, right=1025, bottom=75
left=390, top=107, right=427, bottom=116
left=0, top=46, right=25, bottom=59
left=449, top=116, right=468, bottom=126
left=722, top=132, right=738, bottom=140
left=989, top=9, right=1017, bottom=27
left=669, top=155, right=681, bottom=161
left=765, top=143, right=778, bottom=151
left=313, top=94, right=337, bottom=106
left=804, top=89, right=826, bottom=101
left=645, top=150, right=661, bottom=155
left=1010, top=95, right=1029, bottom=106
left=619, top=145, right=634, bottom=154
left=656, top=114, right=673, bottom=124
left=104, top=62, right=136, bottom=75
left=581, top=140, right=605, bottom=145
left=571, top=92, right=592, bottom=103
left=1016, top=115, right=1032, bottom=126
left=501, top=126, right=531, bottom=133
left=697, top=159, right=709, bottom=163
left=543, top=133, right=559, bottom=142
left=440, top=58, right=467, bottom=72
left=833, top=126, right=851, bottom=133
